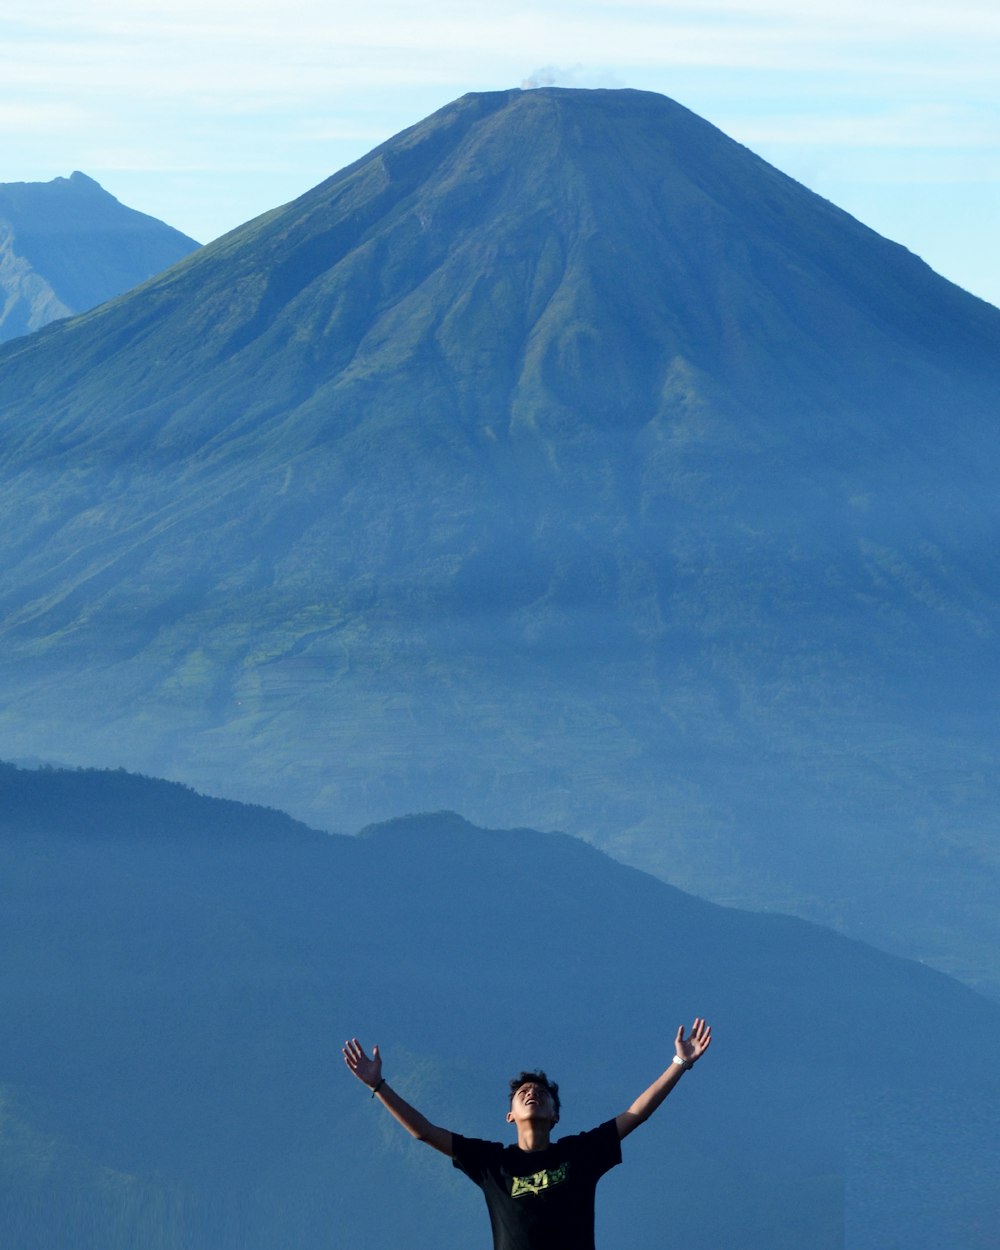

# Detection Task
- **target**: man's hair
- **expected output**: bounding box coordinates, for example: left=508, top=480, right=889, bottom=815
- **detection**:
left=508, top=1070, right=560, bottom=1116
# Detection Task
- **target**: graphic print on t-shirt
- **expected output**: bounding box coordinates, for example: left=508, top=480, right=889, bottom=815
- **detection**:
left=510, top=1162, right=570, bottom=1197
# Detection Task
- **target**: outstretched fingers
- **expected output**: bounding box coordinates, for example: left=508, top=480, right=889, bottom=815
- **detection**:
left=343, top=1037, right=382, bottom=1088
left=690, top=1017, right=712, bottom=1056
left=676, top=1017, right=712, bottom=1063
left=343, top=1037, right=371, bottom=1071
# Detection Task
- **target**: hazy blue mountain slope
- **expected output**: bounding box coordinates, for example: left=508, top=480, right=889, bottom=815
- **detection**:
left=1, top=89, right=999, bottom=996
left=1, top=764, right=998, bottom=1249
left=0, top=171, right=199, bottom=341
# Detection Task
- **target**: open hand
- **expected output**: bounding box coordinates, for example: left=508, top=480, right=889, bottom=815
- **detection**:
left=675, top=1018, right=712, bottom=1066
left=343, top=1037, right=382, bottom=1088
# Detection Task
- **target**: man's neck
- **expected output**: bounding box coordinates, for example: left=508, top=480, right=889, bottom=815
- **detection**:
left=516, top=1121, right=553, bottom=1152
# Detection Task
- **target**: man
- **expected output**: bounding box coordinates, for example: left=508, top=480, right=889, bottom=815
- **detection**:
left=343, top=1018, right=711, bottom=1250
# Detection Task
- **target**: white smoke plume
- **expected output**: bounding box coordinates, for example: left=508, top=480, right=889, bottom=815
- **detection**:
left=521, top=64, right=623, bottom=89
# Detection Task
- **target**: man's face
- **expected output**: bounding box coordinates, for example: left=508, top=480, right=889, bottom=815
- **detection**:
left=507, top=1081, right=559, bottom=1127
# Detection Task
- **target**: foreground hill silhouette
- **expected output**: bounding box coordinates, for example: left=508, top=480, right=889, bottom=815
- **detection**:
left=1, top=89, right=999, bottom=996
left=1, top=762, right=998, bottom=1249
left=0, top=171, right=199, bottom=342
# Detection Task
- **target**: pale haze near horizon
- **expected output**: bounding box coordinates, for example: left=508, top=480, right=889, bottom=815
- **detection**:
left=2, top=0, right=997, bottom=308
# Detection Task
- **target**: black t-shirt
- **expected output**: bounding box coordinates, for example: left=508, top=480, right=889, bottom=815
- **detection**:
left=452, top=1119, right=622, bottom=1250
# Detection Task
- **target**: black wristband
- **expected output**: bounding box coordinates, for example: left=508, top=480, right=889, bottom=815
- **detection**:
left=370, top=1077, right=386, bottom=1099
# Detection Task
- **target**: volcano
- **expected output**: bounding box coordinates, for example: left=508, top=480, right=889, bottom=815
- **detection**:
left=1, top=88, right=999, bottom=993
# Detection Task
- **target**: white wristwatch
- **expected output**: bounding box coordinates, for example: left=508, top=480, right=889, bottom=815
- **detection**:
left=672, top=1054, right=693, bottom=1070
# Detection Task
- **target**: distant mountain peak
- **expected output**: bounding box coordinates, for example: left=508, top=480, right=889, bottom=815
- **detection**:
left=358, top=811, right=479, bottom=840
left=66, top=170, right=104, bottom=191
left=0, top=170, right=199, bottom=341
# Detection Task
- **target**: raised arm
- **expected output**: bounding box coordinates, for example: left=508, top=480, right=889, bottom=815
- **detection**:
left=342, top=1038, right=455, bottom=1157
left=614, top=1018, right=712, bottom=1141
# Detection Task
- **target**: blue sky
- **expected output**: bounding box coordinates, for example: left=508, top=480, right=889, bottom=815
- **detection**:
left=3, top=0, right=998, bottom=306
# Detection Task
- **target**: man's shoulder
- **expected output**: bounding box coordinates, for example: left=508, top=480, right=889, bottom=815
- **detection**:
left=553, top=1119, right=622, bottom=1171
left=451, top=1132, right=505, bottom=1168
left=555, top=1120, right=619, bottom=1149
left=453, top=1132, right=505, bottom=1148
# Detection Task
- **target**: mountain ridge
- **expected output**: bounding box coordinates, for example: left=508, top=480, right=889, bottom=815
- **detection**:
left=2, top=763, right=999, bottom=1248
